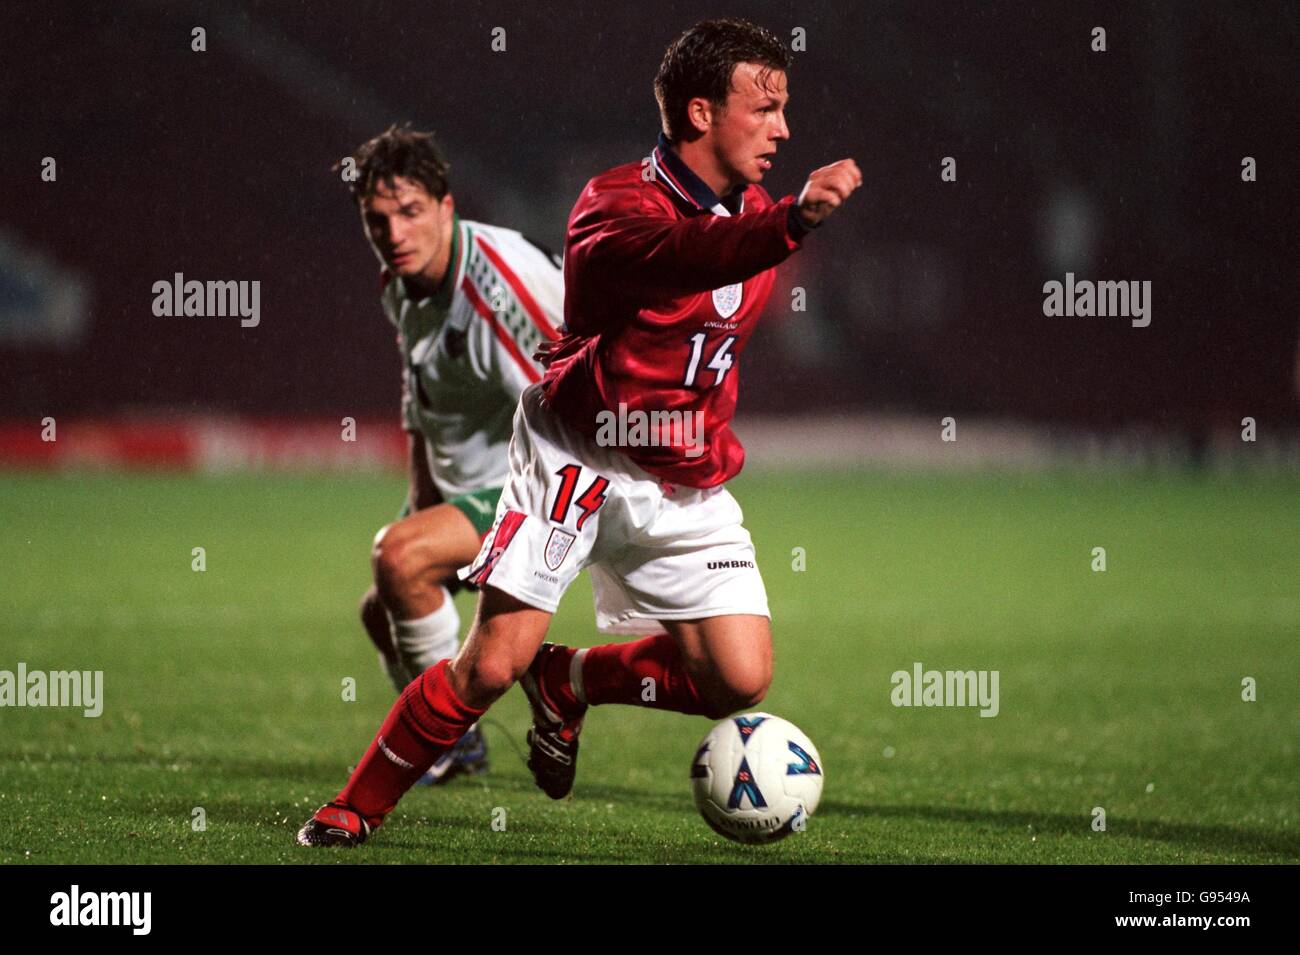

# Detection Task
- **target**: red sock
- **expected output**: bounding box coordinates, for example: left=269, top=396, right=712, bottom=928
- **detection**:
left=575, top=634, right=709, bottom=715
left=336, top=659, right=485, bottom=827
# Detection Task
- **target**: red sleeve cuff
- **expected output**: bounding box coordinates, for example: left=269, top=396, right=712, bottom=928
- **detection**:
left=781, top=195, right=818, bottom=244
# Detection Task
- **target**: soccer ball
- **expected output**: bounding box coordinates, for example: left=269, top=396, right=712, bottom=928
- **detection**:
left=690, top=713, right=824, bottom=844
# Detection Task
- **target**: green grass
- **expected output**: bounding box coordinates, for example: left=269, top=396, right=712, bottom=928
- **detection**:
left=0, top=469, right=1296, bottom=864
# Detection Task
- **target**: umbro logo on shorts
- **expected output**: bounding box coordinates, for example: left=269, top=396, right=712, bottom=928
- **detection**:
left=707, top=559, right=755, bottom=570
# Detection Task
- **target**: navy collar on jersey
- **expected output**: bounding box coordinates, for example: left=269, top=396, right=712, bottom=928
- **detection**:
left=651, top=133, right=745, bottom=217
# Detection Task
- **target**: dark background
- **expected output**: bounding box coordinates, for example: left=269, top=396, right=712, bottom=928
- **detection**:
left=3, top=0, right=1296, bottom=431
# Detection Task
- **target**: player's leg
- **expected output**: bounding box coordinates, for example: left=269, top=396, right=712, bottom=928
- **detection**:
left=359, top=582, right=409, bottom=692
left=448, top=585, right=554, bottom=708
left=443, top=382, right=615, bottom=800
left=665, top=613, right=772, bottom=716
left=519, top=481, right=773, bottom=796
left=370, top=500, right=484, bottom=684
left=528, top=613, right=771, bottom=721
left=519, top=614, right=771, bottom=800
left=371, top=493, right=501, bottom=782
left=461, top=501, right=598, bottom=800
left=297, top=585, right=551, bottom=847
left=599, top=613, right=770, bottom=718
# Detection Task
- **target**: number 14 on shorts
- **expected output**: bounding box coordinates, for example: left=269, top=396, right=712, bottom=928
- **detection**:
left=549, top=464, right=609, bottom=531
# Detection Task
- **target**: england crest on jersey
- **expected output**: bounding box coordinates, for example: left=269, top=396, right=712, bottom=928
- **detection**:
left=712, top=283, right=743, bottom=319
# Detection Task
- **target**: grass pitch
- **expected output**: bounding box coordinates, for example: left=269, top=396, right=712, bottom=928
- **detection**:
left=1, top=469, right=1296, bottom=864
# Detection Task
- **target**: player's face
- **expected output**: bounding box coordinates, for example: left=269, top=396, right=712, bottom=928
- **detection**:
left=712, top=62, right=790, bottom=189
left=360, top=178, right=454, bottom=282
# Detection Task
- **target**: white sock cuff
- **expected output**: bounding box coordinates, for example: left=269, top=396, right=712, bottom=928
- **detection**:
left=571, top=647, right=589, bottom=705
left=392, top=589, right=457, bottom=633
left=391, top=589, right=460, bottom=670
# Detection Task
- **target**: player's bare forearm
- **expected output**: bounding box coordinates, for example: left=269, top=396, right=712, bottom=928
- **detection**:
left=794, top=159, right=862, bottom=228
left=406, top=431, right=441, bottom=512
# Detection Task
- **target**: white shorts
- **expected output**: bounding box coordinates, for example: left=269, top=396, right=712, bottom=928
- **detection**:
left=459, top=383, right=769, bottom=635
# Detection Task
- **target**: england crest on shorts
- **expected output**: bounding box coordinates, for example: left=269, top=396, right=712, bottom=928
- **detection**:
left=544, top=528, right=577, bottom=571
left=712, top=282, right=743, bottom=319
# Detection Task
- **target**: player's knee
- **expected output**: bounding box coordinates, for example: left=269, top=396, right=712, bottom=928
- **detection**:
left=703, top=687, right=768, bottom=720
left=698, top=664, right=771, bottom=719
left=372, top=524, right=419, bottom=593
left=460, top=652, right=521, bottom=702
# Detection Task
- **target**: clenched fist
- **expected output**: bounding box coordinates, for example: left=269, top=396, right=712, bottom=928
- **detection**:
left=795, top=159, right=862, bottom=228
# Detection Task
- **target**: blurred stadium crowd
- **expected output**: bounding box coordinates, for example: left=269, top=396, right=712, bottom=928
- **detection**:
left=3, top=1, right=1296, bottom=470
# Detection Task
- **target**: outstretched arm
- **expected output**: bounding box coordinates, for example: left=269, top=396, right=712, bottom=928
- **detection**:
left=567, top=159, right=862, bottom=330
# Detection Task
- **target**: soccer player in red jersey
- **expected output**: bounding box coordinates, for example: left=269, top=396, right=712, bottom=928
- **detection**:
left=299, top=17, right=859, bottom=846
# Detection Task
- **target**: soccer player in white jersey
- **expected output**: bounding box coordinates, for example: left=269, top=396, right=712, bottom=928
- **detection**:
left=344, top=125, right=563, bottom=783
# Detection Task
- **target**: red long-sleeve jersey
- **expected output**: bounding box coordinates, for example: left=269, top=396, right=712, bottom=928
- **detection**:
left=541, top=137, right=809, bottom=488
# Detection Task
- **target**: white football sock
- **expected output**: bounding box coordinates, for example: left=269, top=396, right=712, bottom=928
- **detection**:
left=391, top=588, right=461, bottom=678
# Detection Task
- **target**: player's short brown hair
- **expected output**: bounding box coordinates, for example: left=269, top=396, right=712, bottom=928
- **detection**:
left=654, top=18, right=792, bottom=143
left=340, top=123, right=451, bottom=202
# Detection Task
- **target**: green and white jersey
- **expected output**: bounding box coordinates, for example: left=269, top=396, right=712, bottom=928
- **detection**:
left=380, top=215, right=563, bottom=499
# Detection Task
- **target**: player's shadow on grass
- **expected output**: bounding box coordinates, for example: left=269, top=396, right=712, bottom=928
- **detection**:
left=820, top=801, right=1300, bottom=860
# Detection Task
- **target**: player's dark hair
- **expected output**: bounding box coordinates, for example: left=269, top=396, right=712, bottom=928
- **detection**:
left=339, top=123, right=451, bottom=201
left=654, top=18, right=791, bottom=142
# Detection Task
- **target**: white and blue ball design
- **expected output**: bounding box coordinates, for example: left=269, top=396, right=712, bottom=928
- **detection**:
left=690, top=713, right=824, bottom=843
